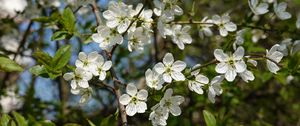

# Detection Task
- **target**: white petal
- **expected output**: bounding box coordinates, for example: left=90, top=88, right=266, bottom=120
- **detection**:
left=126, top=103, right=137, bottom=116
left=102, top=61, right=112, bottom=71
left=171, top=61, right=186, bottom=72
left=78, top=81, right=89, bottom=88
left=239, top=70, right=255, bottom=83
left=91, top=34, right=102, bottom=43
left=248, top=59, right=258, bottom=66
left=88, top=51, right=99, bottom=61
left=269, top=51, right=283, bottom=63
left=163, top=74, right=172, bottom=83
left=214, top=49, right=229, bottom=62
left=195, top=74, right=209, bottom=84
left=126, top=83, right=137, bottom=96
left=215, top=62, right=229, bottom=74
left=98, top=71, right=106, bottom=81
left=63, top=73, right=74, bottom=81
left=234, top=60, right=247, bottom=73
left=78, top=52, right=87, bottom=61
left=233, top=46, right=244, bottom=60
left=219, top=27, right=228, bottom=36
left=136, top=101, right=147, bottom=113
left=119, top=94, right=131, bottom=105
left=137, top=89, right=148, bottom=100
left=169, top=105, right=181, bottom=116
left=163, top=53, right=174, bottom=65
left=154, top=63, right=166, bottom=74
left=267, top=60, right=280, bottom=74
left=225, top=68, right=237, bottom=82
left=164, top=88, right=173, bottom=99
left=171, top=72, right=185, bottom=81
left=224, top=22, right=237, bottom=32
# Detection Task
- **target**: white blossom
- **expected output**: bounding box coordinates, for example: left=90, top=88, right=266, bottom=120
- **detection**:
left=71, top=87, right=93, bottom=104
left=119, top=83, right=148, bottom=116
left=127, top=27, right=151, bottom=52
left=149, top=104, right=169, bottom=126
left=266, top=44, right=283, bottom=74
left=132, top=3, right=154, bottom=30
left=273, top=1, right=291, bottom=20
left=212, top=14, right=237, bottom=37
left=208, top=76, right=224, bottom=103
left=145, top=69, right=164, bottom=90
left=153, top=0, right=183, bottom=22
left=188, top=74, right=209, bottom=94
left=278, top=38, right=292, bottom=56
left=198, top=17, right=214, bottom=39
left=159, top=88, right=184, bottom=116
left=248, top=0, right=269, bottom=15
left=0, top=89, right=23, bottom=113
left=63, top=67, right=92, bottom=89
left=168, top=25, right=192, bottom=50
left=214, top=46, right=247, bottom=82
left=154, top=53, right=186, bottom=83
left=90, top=55, right=112, bottom=81
left=0, top=0, right=27, bottom=18
left=92, top=25, right=123, bottom=51
left=103, top=1, right=132, bottom=33
left=75, top=51, right=99, bottom=71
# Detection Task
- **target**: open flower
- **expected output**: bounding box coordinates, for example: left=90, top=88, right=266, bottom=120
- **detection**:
left=153, top=0, right=183, bottom=22
left=266, top=44, right=283, bottom=74
left=239, top=70, right=255, bottom=83
left=149, top=104, right=169, bottom=126
left=145, top=69, right=164, bottom=90
left=119, top=83, right=148, bottom=116
left=159, top=88, right=184, bottom=116
left=212, top=14, right=237, bottom=37
left=92, top=25, right=123, bottom=51
left=127, top=27, right=150, bottom=52
left=188, top=74, right=209, bottom=94
left=198, top=17, right=213, bottom=39
left=75, top=51, right=99, bottom=71
left=71, top=87, right=93, bottom=104
left=248, top=0, right=269, bottom=15
left=63, top=67, right=92, bottom=89
left=90, top=55, right=112, bottom=81
left=103, top=1, right=132, bottom=33
left=154, top=53, right=186, bottom=83
left=169, top=25, right=192, bottom=50
left=214, top=46, right=247, bottom=82
left=208, top=76, right=224, bottom=103
left=273, top=1, right=291, bottom=20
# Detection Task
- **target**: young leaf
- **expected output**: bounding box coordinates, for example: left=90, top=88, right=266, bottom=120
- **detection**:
left=1, top=114, right=11, bottom=126
left=29, top=65, right=48, bottom=77
left=0, top=56, right=24, bottom=72
left=52, top=45, right=71, bottom=69
left=203, top=110, right=217, bottom=126
left=62, top=8, right=76, bottom=33
left=12, top=111, right=28, bottom=126
left=33, top=49, right=53, bottom=65
left=51, top=31, right=69, bottom=41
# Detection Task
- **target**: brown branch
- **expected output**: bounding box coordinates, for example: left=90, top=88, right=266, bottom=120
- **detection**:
left=90, top=0, right=102, bottom=26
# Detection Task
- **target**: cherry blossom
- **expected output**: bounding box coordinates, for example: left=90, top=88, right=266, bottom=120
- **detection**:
left=212, top=14, right=237, bottom=37
left=266, top=44, right=284, bottom=74
left=119, top=83, right=148, bottom=116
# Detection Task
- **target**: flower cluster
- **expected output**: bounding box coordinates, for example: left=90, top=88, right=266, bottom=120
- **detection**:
left=149, top=89, right=184, bottom=126
left=92, top=1, right=153, bottom=52
left=63, top=51, right=112, bottom=104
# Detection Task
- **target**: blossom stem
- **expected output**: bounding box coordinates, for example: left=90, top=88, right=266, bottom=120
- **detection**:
left=191, top=59, right=218, bottom=72
left=169, top=21, right=215, bottom=25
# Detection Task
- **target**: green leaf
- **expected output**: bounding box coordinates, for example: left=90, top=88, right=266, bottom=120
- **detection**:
left=52, top=45, right=71, bottom=69
left=51, top=31, right=69, bottom=41
left=62, top=8, right=76, bottom=33
left=203, top=110, right=217, bottom=126
left=29, top=65, right=47, bottom=76
left=33, top=49, right=53, bottom=65
left=1, top=114, right=11, bottom=126
left=0, top=56, right=24, bottom=72
left=12, top=111, right=28, bottom=126
left=63, top=123, right=81, bottom=126
left=86, top=119, right=96, bottom=126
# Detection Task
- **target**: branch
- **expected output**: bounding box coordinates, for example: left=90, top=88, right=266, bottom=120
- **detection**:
left=90, top=0, right=102, bottom=26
